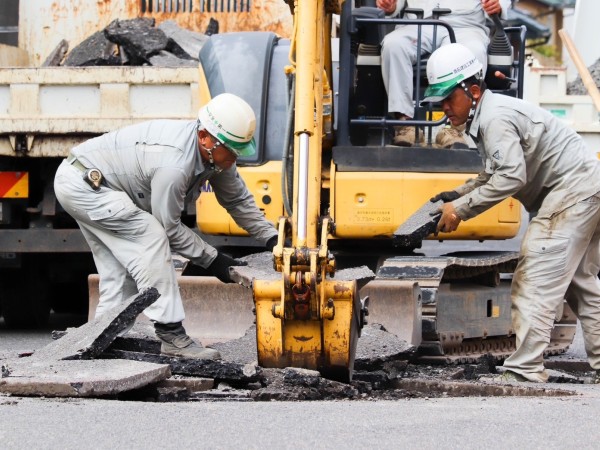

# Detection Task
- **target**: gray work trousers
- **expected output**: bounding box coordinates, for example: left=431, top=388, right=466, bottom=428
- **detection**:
left=54, top=160, right=185, bottom=324
left=504, top=193, right=600, bottom=382
left=381, top=24, right=489, bottom=117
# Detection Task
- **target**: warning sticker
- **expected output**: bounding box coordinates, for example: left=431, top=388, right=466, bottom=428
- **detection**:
left=0, top=172, right=28, bottom=198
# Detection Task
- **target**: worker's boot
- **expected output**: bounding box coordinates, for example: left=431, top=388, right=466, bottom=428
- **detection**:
left=392, top=125, right=424, bottom=146
left=435, top=124, right=468, bottom=149
left=154, top=322, right=221, bottom=360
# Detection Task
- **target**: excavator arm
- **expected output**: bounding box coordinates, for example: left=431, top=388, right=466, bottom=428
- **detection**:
left=253, top=0, right=366, bottom=382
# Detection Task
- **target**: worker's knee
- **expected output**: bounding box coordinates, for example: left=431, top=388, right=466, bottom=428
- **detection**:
left=381, top=33, right=416, bottom=61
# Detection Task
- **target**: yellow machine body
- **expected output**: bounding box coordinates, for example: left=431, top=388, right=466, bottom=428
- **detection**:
left=332, top=171, right=520, bottom=239
left=196, top=161, right=283, bottom=235
left=198, top=169, right=520, bottom=239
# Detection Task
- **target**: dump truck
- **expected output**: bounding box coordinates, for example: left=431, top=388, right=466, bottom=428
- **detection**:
left=0, top=0, right=292, bottom=327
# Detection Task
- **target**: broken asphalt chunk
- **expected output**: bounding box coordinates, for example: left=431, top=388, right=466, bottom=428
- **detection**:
left=31, top=287, right=160, bottom=361
left=62, top=31, right=119, bottom=66
left=104, top=18, right=167, bottom=65
left=0, top=359, right=170, bottom=397
left=393, top=199, right=442, bottom=248
left=231, top=251, right=374, bottom=288
left=158, top=20, right=208, bottom=60
left=103, top=349, right=262, bottom=383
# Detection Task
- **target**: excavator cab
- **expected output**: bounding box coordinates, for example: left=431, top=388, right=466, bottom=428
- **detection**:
left=344, top=0, right=528, bottom=148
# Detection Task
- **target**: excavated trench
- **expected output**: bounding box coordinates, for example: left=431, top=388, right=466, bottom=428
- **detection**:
left=105, top=322, right=591, bottom=402
left=0, top=281, right=594, bottom=402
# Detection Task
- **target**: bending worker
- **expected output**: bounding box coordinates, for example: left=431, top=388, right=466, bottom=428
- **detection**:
left=425, top=43, right=600, bottom=383
left=54, top=93, right=278, bottom=360
left=376, top=0, right=509, bottom=147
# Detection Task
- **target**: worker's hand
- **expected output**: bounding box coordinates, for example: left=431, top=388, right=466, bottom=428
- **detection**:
left=376, top=0, right=397, bottom=15
left=208, top=252, right=248, bottom=283
left=481, top=0, right=502, bottom=16
left=433, top=202, right=462, bottom=234
left=430, top=190, right=460, bottom=203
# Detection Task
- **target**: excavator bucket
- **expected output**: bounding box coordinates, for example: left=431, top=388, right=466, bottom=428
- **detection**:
left=253, top=277, right=362, bottom=382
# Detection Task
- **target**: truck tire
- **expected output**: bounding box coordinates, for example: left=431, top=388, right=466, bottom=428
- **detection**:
left=0, top=269, right=50, bottom=329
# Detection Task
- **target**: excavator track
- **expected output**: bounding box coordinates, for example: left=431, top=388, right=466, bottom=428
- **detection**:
left=370, top=251, right=577, bottom=364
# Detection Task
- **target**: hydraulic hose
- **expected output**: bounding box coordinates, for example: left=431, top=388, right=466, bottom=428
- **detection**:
left=282, top=72, right=295, bottom=217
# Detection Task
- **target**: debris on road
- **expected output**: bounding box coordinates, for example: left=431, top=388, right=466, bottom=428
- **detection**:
left=0, top=288, right=171, bottom=397
left=230, top=251, right=375, bottom=288
left=0, top=359, right=170, bottom=398
left=0, top=287, right=594, bottom=401
left=32, top=288, right=159, bottom=361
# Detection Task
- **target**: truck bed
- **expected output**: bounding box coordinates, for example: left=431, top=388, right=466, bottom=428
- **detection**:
left=0, top=66, right=199, bottom=156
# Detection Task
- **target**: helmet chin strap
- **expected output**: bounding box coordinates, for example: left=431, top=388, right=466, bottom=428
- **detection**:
left=459, top=81, right=477, bottom=123
left=203, top=140, right=223, bottom=173
left=459, top=71, right=483, bottom=132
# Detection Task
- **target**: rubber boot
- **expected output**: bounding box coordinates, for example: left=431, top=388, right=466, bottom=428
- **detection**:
left=153, top=322, right=221, bottom=360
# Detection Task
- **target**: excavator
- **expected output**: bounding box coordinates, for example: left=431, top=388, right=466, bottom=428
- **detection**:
left=194, top=0, right=577, bottom=381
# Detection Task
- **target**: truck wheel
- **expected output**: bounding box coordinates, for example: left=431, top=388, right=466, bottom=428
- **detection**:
left=0, top=270, right=50, bottom=329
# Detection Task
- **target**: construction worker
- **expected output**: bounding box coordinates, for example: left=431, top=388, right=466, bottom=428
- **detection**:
left=376, top=0, right=510, bottom=147
left=425, top=43, right=600, bottom=383
left=54, top=93, right=278, bottom=360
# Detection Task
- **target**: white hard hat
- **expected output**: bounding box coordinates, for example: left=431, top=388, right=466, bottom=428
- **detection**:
left=198, top=93, right=256, bottom=157
left=422, top=43, right=483, bottom=103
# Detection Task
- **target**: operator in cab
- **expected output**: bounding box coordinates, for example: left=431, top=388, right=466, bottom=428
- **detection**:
left=54, top=93, right=278, bottom=360
left=376, top=0, right=510, bottom=147
left=424, top=43, right=600, bottom=383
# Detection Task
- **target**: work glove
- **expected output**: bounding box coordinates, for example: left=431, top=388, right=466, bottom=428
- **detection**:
left=430, top=190, right=460, bottom=203
left=207, top=252, right=248, bottom=283
left=265, top=235, right=278, bottom=252
left=265, top=235, right=292, bottom=251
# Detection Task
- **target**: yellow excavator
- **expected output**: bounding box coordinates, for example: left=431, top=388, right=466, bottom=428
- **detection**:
left=195, top=0, right=577, bottom=381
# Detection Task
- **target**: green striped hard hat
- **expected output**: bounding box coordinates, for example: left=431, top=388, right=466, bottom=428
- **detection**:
left=198, top=93, right=256, bottom=157
left=422, top=43, right=483, bottom=103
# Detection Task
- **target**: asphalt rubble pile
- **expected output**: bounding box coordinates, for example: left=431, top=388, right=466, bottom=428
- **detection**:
left=1, top=314, right=594, bottom=402
left=43, top=17, right=218, bottom=67
left=566, top=57, right=600, bottom=96
left=1, top=255, right=596, bottom=402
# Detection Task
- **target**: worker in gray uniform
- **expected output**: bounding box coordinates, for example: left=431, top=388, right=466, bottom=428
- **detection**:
left=376, top=0, right=510, bottom=147
left=424, top=43, right=600, bottom=383
left=54, top=93, right=278, bottom=360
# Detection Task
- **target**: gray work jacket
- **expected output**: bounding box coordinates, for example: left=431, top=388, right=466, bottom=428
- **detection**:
left=454, top=91, right=600, bottom=220
left=71, top=119, right=277, bottom=266
left=390, top=0, right=510, bottom=27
